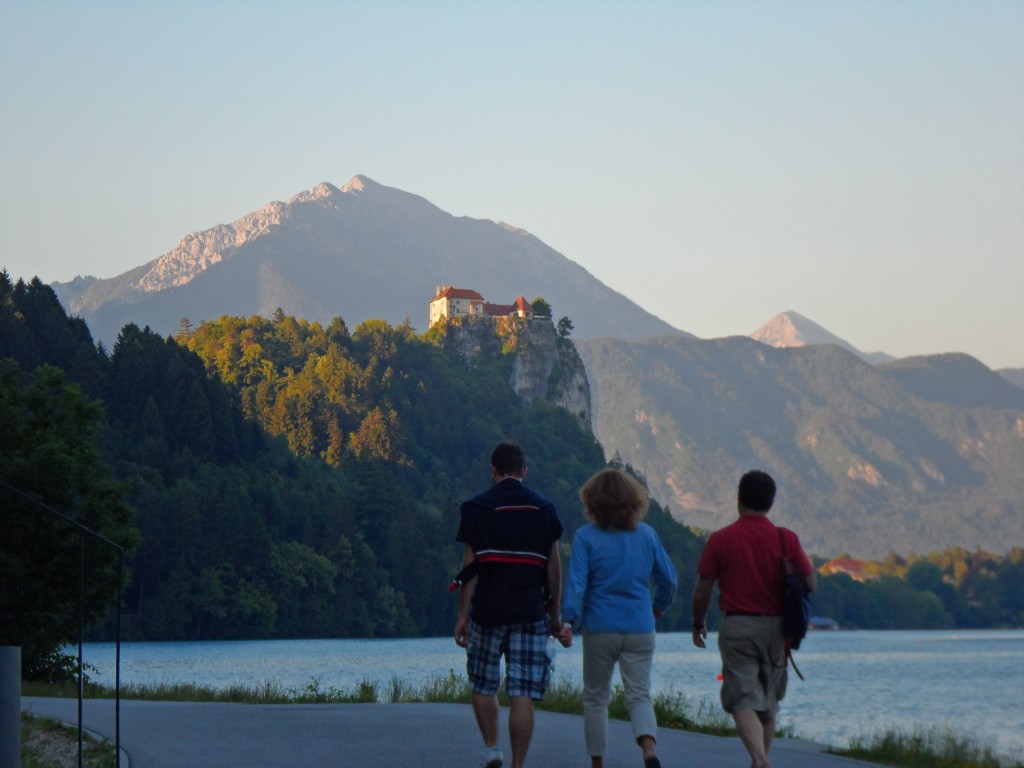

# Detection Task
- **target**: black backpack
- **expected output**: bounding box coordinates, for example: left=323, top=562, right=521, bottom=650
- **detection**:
left=778, top=527, right=812, bottom=678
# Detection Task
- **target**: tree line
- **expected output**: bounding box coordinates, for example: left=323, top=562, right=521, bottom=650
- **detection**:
left=1, top=272, right=1019, bottom=679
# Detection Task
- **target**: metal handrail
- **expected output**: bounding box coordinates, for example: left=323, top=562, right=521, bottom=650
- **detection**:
left=1, top=477, right=124, bottom=768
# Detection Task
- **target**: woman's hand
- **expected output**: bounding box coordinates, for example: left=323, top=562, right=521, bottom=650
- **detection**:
left=556, top=623, right=573, bottom=648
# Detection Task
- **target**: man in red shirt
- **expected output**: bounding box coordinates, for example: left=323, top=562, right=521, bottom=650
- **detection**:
left=691, top=470, right=816, bottom=768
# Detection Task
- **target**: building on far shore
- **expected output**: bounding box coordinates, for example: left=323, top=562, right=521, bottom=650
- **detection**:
left=820, top=558, right=876, bottom=582
left=429, top=285, right=536, bottom=327
left=809, top=616, right=840, bottom=631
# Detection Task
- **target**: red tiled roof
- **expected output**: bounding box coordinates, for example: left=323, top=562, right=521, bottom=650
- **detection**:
left=434, top=286, right=484, bottom=301
left=826, top=559, right=867, bottom=570
left=822, top=558, right=876, bottom=581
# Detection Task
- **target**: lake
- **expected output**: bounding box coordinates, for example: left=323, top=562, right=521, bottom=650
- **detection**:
left=75, top=629, right=1024, bottom=759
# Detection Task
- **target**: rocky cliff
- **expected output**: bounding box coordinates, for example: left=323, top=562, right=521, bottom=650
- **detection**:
left=443, top=316, right=592, bottom=431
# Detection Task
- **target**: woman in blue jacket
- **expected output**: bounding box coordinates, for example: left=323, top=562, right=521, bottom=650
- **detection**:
left=559, top=467, right=678, bottom=768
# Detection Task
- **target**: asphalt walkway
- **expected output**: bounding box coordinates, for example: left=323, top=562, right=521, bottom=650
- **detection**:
left=22, top=697, right=883, bottom=767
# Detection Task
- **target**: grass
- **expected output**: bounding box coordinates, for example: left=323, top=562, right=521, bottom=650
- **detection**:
left=23, top=674, right=1022, bottom=768
left=20, top=670, right=735, bottom=736
left=21, top=713, right=116, bottom=768
left=829, top=726, right=1024, bottom=768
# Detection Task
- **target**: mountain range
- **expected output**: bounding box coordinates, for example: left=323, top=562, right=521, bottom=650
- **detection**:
left=576, top=337, right=1024, bottom=557
left=36, top=175, right=1024, bottom=557
left=52, top=176, right=685, bottom=348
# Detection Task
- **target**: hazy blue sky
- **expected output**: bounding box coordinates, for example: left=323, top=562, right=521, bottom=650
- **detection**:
left=2, top=1, right=1022, bottom=369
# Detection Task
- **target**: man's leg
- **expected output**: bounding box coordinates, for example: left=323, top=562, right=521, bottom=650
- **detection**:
left=760, top=713, right=775, bottom=758
left=471, top=691, right=501, bottom=749
left=733, top=708, right=770, bottom=768
left=467, top=620, right=506, bottom=765
left=508, top=695, right=535, bottom=768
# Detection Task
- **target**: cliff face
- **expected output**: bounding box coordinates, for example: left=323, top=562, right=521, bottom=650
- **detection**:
left=445, top=317, right=592, bottom=432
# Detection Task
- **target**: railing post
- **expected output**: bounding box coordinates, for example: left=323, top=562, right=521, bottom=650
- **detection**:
left=116, top=552, right=122, bottom=767
left=78, top=531, right=85, bottom=768
left=0, top=645, right=20, bottom=768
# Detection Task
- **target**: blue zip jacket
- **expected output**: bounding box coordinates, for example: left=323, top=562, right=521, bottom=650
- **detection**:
left=562, top=522, right=677, bottom=633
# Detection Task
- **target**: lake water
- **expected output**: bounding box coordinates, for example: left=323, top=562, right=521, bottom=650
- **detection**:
left=75, top=629, right=1024, bottom=759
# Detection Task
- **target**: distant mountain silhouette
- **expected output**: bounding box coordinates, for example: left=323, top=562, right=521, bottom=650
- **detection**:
left=998, top=367, right=1024, bottom=390
left=52, top=176, right=687, bottom=347
left=751, top=310, right=895, bottom=365
left=879, top=354, right=1024, bottom=409
left=577, top=336, right=1024, bottom=558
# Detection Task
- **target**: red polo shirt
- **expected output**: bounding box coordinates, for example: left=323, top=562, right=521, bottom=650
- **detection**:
left=697, top=514, right=812, bottom=615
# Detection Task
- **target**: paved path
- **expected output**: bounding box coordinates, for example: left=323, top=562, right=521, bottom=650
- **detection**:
left=22, top=697, right=882, bottom=767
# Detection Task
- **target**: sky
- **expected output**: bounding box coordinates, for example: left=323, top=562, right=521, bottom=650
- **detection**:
left=1, top=1, right=1022, bottom=370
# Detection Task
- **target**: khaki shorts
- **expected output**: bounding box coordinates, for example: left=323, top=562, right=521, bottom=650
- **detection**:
left=717, top=615, right=787, bottom=718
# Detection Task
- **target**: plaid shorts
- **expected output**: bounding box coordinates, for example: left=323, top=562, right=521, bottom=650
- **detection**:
left=466, top=618, right=552, bottom=700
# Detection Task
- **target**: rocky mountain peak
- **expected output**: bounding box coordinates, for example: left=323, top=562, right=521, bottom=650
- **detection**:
left=137, top=179, right=378, bottom=296
left=290, top=182, right=342, bottom=204
left=135, top=200, right=287, bottom=293
left=751, top=310, right=825, bottom=348
left=751, top=311, right=894, bottom=365
left=340, top=175, right=369, bottom=194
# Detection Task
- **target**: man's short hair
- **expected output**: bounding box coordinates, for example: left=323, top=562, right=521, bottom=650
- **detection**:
left=491, top=441, right=526, bottom=477
left=738, top=470, right=776, bottom=512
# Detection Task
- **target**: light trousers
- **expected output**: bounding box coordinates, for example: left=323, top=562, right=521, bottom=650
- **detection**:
left=581, top=630, right=658, bottom=756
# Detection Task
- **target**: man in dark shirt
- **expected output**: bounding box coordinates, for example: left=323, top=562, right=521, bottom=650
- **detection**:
left=455, top=441, right=564, bottom=768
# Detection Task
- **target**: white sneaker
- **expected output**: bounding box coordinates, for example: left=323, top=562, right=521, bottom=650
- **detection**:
left=482, top=745, right=503, bottom=768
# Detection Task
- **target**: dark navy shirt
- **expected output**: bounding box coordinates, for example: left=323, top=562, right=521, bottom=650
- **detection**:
left=456, top=478, right=563, bottom=626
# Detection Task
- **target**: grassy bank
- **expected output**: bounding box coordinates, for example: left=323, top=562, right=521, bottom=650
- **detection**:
left=23, top=674, right=1023, bottom=768
left=21, top=714, right=116, bottom=768
left=834, top=727, right=1023, bottom=768
left=23, top=671, right=738, bottom=735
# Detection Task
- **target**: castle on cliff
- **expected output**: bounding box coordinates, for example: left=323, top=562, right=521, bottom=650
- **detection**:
left=428, top=285, right=541, bottom=327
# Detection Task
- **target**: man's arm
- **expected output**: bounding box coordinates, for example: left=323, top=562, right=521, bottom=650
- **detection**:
left=545, top=540, right=562, bottom=633
left=691, top=577, right=715, bottom=648
left=791, top=531, right=818, bottom=593
left=652, top=536, right=678, bottom=616
left=804, top=568, right=818, bottom=594
left=454, top=544, right=476, bottom=647
left=796, top=538, right=818, bottom=593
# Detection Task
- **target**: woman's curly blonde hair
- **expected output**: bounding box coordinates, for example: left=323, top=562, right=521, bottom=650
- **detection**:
left=579, top=467, right=649, bottom=531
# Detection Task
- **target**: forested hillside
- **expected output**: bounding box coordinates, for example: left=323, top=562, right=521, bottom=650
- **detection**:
left=1, top=274, right=706, bottom=642
left=2, top=273, right=1021, bottom=670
